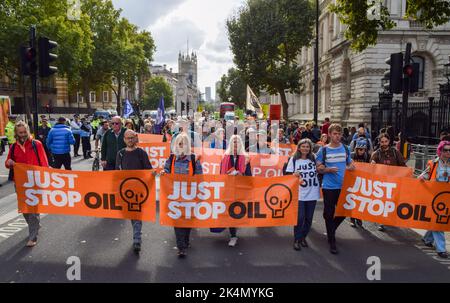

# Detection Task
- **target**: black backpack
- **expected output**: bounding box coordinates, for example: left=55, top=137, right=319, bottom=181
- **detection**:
left=282, top=157, right=296, bottom=175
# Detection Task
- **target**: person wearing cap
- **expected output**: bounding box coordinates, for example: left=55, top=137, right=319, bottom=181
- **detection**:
left=348, top=138, right=371, bottom=228
left=70, top=115, right=82, bottom=157
left=46, top=117, right=76, bottom=170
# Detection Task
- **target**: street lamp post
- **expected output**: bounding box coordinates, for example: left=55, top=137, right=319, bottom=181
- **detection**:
left=313, top=0, right=319, bottom=125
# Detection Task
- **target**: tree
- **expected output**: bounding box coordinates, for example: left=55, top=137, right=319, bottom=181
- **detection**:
left=143, top=76, right=173, bottom=110
left=109, top=18, right=155, bottom=114
left=329, top=0, right=450, bottom=52
left=227, top=0, right=315, bottom=121
left=217, top=68, right=247, bottom=109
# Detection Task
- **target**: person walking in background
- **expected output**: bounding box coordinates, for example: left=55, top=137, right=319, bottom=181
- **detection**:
left=101, top=116, right=127, bottom=171
left=80, top=117, right=92, bottom=159
left=47, top=117, right=75, bottom=170
left=70, top=115, right=82, bottom=157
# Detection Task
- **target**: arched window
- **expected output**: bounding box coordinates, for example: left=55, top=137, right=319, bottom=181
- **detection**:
left=411, top=55, right=425, bottom=89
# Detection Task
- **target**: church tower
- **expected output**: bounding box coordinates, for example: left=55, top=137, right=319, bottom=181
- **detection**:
left=178, top=51, right=197, bottom=87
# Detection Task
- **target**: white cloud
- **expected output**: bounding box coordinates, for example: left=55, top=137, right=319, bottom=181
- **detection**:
left=111, top=0, right=185, bottom=29
left=113, top=0, right=245, bottom=97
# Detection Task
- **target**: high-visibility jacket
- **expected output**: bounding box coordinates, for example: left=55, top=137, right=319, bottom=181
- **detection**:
left=5, top=121, right=15, bottom=144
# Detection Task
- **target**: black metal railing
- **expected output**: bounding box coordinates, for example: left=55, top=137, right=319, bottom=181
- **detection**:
left=371, top=85, right=450, bottom=145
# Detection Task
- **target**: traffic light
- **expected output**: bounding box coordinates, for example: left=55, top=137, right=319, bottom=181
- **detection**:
left=404, top=62, right=420, bottom=93
left=38, top=37, right=58, bottom=77
left=20, top=46, right=37, bottom=76
left=384, top=52, right=403, bottom=94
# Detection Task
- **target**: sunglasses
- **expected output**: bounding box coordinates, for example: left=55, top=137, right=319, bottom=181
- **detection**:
left=443, top=148, right=450, bottom=152
left=112, top=122, right=120, bottom=125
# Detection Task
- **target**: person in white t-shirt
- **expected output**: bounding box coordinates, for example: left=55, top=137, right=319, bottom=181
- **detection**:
left=285, top=138, right=320, bottom=251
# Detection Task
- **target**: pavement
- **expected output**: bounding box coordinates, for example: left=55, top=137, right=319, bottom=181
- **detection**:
left=0, top=144, right=449, bottom=283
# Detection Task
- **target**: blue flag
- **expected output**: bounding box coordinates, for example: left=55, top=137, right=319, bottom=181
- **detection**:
left=123, top=99, right=134, bottom=118
left=155, top=96, right=165, bottom=133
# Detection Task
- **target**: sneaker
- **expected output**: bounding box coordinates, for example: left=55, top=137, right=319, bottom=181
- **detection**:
left=350, top=221, right=356, bottom=228
left=421, top=238, right=433, bottom=248
left=133, top=243, right=141, bottom=253
left=437, top=252, right=448, bottom=259
left=293, top=240, right=301, bottom=251
left=177, top=249, right=187, bottom=258
left=300, top=238, right=308, bottom=248
left=356, top=219, right=364, bottom=228
left=378, top=225, right=386, bottom=232
left=228, top=237, right=238, bottom=247
left=26, top=240, right=37, bottom=247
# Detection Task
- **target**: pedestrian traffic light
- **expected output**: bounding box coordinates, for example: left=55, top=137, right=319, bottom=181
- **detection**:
left=38, top=37, right=58, bottom=77
left=20, top=46, right=37, bottom=76
left=384, top=52, right=403, bottom=94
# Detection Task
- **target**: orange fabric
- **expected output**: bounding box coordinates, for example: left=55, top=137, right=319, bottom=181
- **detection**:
left=336, top=165, right=450, bottom=231
left=159, top=174, right=299, bottom=228
left=14, top=163, right=156, bottom=221
left=427, top=160, right=438, bottom=181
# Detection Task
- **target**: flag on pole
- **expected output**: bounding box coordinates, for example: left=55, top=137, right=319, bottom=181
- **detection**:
left=123, top=98, right=134, bottom=118
left=246, top=85, right=263, bottom=119
left=155, top=95, right=165, bottom=134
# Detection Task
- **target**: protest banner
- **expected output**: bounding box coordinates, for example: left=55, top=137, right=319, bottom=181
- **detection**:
left=160, top=174, right=299, bottom=228
left=336, top=166, right=450, bottom=231
left=138, top=134, right=166, bottom=143
left=14, top=163, right=157, bottom=221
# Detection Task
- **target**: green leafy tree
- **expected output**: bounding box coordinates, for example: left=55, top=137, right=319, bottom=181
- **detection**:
left=217, top=68, right=247, bottom=109
left=330, top=0, right=450, bottom=52
left=143, top=76, right=173, bottom=110
left=227, top=0, right=315, bottom=120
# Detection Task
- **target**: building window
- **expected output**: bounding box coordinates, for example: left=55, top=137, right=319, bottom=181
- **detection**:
left=90, top=91, right=96, bottom=103
left=411, top=55, right=424, bottom=89
left=103, top=91, right=109, bottom=102
left=77, top=92, right=84, bottom=103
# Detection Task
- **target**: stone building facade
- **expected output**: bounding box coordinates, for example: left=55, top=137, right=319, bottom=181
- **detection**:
left=269, top=0, right=450, bottom=128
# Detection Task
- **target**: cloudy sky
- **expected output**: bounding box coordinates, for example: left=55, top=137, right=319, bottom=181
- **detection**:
left=112, top=0, right=246, bottom=99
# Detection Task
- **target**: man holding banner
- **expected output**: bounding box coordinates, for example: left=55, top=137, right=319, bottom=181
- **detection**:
left=316, top=124, right=355, bottom=254
left=116, top=129, right=153, bottom=254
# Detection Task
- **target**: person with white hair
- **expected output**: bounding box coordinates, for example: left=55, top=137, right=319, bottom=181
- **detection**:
left=161, top=133, right=203, bottom=258
left=219, top=135, right=252, bottom=247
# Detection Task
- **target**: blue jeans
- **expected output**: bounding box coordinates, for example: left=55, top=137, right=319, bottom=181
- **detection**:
left=423, top=231, right=446, bottom=253
left=294, top=200, right=317, bottom=241
left=131, top=220, right=142, bottom=244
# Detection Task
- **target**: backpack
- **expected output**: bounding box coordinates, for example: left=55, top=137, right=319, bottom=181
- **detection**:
left=167, top=153, right=197, bottom=176
left=8, top=140, right=41, bottom=181
left=282, top=157, right=297, bottom=175
left=317, top=145, right=351, bottom=186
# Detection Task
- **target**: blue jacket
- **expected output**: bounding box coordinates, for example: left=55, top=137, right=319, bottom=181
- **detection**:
left=46, top=124, right=76, bottom=155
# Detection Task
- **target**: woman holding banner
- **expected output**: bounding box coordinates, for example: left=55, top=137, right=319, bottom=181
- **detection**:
left=419, top=140, right=450, bottom=259
left=284, top=139, right=320, bottom=251
left=219, top=135, right=252, bottom=247
left=161, top=133, right=203, bottom=258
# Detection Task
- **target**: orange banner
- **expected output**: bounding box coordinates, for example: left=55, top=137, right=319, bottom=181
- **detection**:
left=139, top=142, right=171, bottom=169
left=354, top=162, right=413, bottom=177
left=336, top=166, right=450, bottom=231
left=138, top=134, right=167, bottom=143
left=159, top=174, right=299, bottom=227
left=14, top=163, right=157, bottom=221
